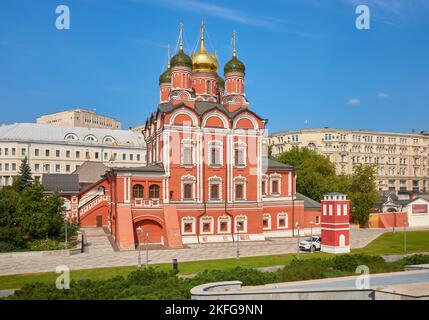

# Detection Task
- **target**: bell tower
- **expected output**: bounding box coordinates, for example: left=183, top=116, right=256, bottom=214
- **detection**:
left=223, top=32, right=248, bottom=111
left=190, top=20, right=219, bottom=102
left=170, top=23, right=193, bottom=100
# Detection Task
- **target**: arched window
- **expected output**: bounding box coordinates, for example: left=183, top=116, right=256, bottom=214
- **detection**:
left=208, top=141, right=222, bottom=166
left=84, top=135, right=97, bottom=142
left=103, top=136, right=116, bottom=144
left=207, top=80, right=211, bottom=94
left=133, top=184, right=144, bottom=199
left=64, top=133, right=78, bottom=141
left=308, top=143, right=316, bottom=151
left=149, top=185, right=160, bottom=199
left=234, top=142, right=247, bottom=167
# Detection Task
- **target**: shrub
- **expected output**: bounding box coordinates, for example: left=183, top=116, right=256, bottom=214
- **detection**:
left=0, top=227, right=25, bottom=247
left=394, top=254, right=429, bottom=269
left=280, top=258, right=342, bottom=282
left=28, top=239, right=65, bottom=251
left=190, top=267, right=280, bottom=287
left=0, top=241, right=22, bottom=252
left=333, top=254, right=391, bottom=273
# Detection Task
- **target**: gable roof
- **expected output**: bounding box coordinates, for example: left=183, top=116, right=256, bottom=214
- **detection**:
left=267, top=157, right=294, bottom=171
left=42, top=174, right=81, bottom=194
left=0, top=123, right=145, bottom=147
left=111, top=165, right=165, bottom=174
left=72, top=162, right=110, bottom=184
left=297, top=193, right=321, bottom=210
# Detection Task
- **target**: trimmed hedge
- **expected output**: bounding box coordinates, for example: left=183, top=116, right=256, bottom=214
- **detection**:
left=5, top=254, right=423, bottom=300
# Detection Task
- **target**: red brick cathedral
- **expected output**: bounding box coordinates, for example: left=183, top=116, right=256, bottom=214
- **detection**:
left=70, top=23, right=322, bottom=250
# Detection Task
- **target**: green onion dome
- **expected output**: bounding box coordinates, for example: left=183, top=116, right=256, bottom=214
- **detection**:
left=224, top=56, right=245, bottom=75
left=170, top=49, right=193, bottom=69
left=159, top=67, right=172, bottom=85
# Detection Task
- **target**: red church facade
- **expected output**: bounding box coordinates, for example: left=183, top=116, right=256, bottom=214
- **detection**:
left=68, top=23, right=323, bottom=250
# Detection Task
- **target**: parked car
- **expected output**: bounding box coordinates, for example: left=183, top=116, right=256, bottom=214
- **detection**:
left=299, top=236, right=321, bottom=252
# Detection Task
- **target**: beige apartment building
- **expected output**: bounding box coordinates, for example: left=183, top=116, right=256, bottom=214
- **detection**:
left=37, top=109, right=121, bottom=130
left=0, top=123, right=146, bottom=187
left=269, top=128, right=429, bottom=193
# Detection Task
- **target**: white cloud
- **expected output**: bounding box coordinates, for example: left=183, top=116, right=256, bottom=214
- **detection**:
left=131, top=0, right=284, bottom=29
left=342, top=0, right=429, bottom=25
left=377, top=92, right=389, bottom=98
left=348, top=98, right=361, bottom=105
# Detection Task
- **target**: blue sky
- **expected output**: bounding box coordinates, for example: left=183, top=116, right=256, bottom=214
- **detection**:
left=0, top=0, right=428, bottom=134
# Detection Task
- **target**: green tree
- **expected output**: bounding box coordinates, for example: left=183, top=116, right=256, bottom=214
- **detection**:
left=277, top=146, right=319, bottom=167
left=16, top=183, right=65, bottom=239
left=17, top=157, right=33, bottom=191
left=277, top=147, right=349, bottom=201
left=0, top=186, right=20, bottom=227
left=296, top=156, right=345, bottom=201
left=348, top=164, right=379, bottom=227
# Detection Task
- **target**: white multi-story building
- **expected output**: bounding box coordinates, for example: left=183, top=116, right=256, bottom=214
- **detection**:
left=0, top=123, right=146, bottom=186
left=269, top=128, right=429, bottom=193
left=37, top=109, right=121, bottom=130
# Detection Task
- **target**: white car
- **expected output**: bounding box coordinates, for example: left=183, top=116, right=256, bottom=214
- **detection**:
left=299, top=236, right=321, bottom=252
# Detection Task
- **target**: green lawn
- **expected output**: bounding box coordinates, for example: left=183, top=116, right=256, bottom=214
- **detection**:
left=353, top=230, right=429, bottom=255
left=1, top=230, right=428, bottom=291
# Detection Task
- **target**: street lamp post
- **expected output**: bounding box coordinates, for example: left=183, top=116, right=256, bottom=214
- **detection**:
left=236, top=223, right=240, bottom=260
left=136, top=227, right=142, bottom=267
left=296, top=223, right=301, bottom=259
left=145, top=230, right=150, bottom=268
left=404, top=221, right=408, bottom=253
left=64, top=216, right=68, bottom=249
left=310, top=221, right=314, bottom=253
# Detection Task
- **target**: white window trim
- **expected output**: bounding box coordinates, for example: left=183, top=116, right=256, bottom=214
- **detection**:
left=233, top=176, right=247, bottom=201
left=200, top=216, right=214, bottom=235
left=181, top=139, right=196, bottom=167
left=277, top=212, right=288, bottom=229
left=181, top=217, right=195, bottom=235
left=64, top=133, right=78, bottom=141
left=234, top=215, right=248, bottom=233
left=208, top=176, right=223, bottom=201
left=262, top=175, right=268, bottom=196
left=233, top=141, right=247, bottom=167
left=208, top=140, right=223, bottom=167
left=84, top=134, right=98, bottom=142
left=262, top=214, right=272, bottom=230
left=218, top=215, right=231, bottom=234
left=269, top=173, right=282, bottom=196
left=181, top=175, right=196, bottom=201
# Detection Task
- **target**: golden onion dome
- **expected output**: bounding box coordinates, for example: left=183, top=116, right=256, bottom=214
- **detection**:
left=191, top=21, right=218, bottom=73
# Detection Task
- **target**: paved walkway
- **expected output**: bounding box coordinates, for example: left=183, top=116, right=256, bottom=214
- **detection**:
left=0, top=228, right=385, bottom=277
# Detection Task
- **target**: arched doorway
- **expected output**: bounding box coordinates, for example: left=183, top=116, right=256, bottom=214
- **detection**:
left=134, top=219, right=164, bottom=245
